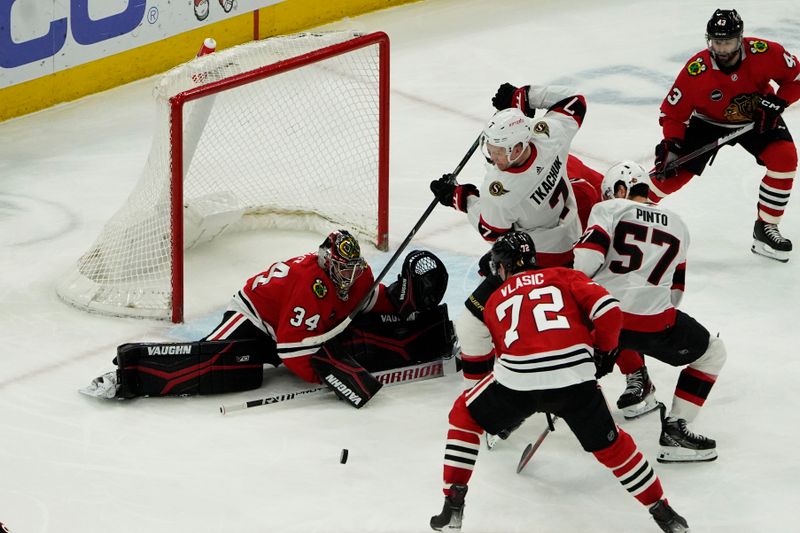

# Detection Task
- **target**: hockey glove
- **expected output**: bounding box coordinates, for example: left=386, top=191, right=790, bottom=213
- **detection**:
left=653, top=138, right=682, bottom=181
left=593, top=346, right=620, bottom=379
left=752, top=93, right=786, bottom=134
left=492, top=82, right=534, bottom=117
left=430, top=173, right=479, bottom=212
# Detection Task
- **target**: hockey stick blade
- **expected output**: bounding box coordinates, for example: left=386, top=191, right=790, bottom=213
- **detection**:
left=654, top=122, right=754, bottom=178
left=516, top=416, right=559, bottom=474
left=219, top=357, right=447, bottom=414
left=299, top=133, right=482, bottom=347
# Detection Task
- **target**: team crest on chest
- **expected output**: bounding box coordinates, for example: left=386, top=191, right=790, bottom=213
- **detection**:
left=312, top=278, right=328, bottom=298
left=686, top=57, right=706, bottom=76
left=533, top=121, right=550, bottom=137
left=724, top=93, right=755, bottom=122
left=749, top=40, right=768, bottom=54
left=489, top=181, right=510, bottom=196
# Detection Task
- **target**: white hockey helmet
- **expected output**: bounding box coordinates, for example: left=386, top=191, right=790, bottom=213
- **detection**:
left=601, top=161, right=649, bottom=200
left=482, top=108, right=532, bottom=161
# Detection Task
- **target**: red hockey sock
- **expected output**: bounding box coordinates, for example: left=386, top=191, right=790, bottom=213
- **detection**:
left=593, top=428, right=663, bottom=506
left=441, top=393, right=483, bottom=494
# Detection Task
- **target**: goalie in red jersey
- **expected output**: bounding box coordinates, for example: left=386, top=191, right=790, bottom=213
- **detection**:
left=80, top=230, right=456, bottom=408
left=652, top=8, right=800, bottom=262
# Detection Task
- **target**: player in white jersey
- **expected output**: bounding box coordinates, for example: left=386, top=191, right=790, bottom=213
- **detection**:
left=574, top=172, right=727, bottom=463
left=430, top=85, right=586, bottom=268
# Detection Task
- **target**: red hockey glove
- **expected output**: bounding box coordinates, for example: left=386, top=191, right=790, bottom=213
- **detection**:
left=492, top=83, right=535, bottom=117
left=752, top=93, right=786, bottom=134
left=430, top=174, right=479, bottom=212
left=653, top=138, right=682, bottom=181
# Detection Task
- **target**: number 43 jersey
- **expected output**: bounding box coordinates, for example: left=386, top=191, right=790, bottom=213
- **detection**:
left=574, top=199, right=690, bottom=333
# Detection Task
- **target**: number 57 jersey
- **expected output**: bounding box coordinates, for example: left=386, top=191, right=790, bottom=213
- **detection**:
left=574, top=199, right=690, bottom=333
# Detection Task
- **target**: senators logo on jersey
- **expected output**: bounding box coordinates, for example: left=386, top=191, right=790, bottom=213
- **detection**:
left=489, top=181, right=510, bottom=196
left=312, top=278, right=328, bottom=299
left=724, top=93, right=757, bottom=122
left=686, top=57, right=707, bottom=76
left=533, top=121, right=550, bottom=137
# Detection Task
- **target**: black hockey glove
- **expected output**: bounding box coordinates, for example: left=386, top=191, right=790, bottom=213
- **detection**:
left=492, top=82, right=534, bottom=117
left=430, top=173, right=479, bottom=212
left=653, top=138, right=682, bottom=181
left=752, top=93, right=786, bottom=134
left=593, top=346, right=620, bottom=379
left=477, top=250, right=493, bottom=277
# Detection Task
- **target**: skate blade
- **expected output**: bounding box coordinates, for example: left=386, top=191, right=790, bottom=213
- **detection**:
left=621, top=393, right=659, bottom=420
left=751, top=241, right=790, bottom=263
left=657, top=446, right=718, bottom=463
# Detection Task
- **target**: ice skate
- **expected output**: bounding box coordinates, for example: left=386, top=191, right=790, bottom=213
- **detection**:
left=616, top=366, right=659, bottom=419
left=649, top=499, right=690, bottom=532
left=78, top=371, right=120, bottom=399
left=752, top=220, right=791, bottom=263
left=430, top=484, right=467, bottom=531
left=658, top=416, right=717, bottom=463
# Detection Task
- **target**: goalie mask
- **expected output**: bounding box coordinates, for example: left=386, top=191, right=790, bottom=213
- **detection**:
left=601, top=161, right=649, bottom=200
left=490, top=231, right=536, bottom=277
left=318, top=230, right=367, bottom=300
left=387, top=250, right=448, bottom=319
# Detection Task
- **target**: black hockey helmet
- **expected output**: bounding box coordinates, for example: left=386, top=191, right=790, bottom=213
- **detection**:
left=318, top=229, right=366, bottom=299
left=490, top=231, right=536, bottom=277
left=706, top=9, right=743, bottom=41
left=386, top=250, right=448, bottom=318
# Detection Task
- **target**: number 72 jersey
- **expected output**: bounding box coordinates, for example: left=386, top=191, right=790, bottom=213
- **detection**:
left=574, top=199, right=690, bottom=333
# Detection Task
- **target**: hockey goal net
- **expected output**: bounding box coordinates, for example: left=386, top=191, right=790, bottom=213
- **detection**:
left=57, top=31, right=389, bottom=322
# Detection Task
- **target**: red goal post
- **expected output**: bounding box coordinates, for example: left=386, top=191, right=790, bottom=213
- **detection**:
left=57, top=31, right=390, bottom=322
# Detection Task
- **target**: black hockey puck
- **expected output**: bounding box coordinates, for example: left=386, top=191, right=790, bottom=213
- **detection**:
left=340, top=448, right=349, bottom=464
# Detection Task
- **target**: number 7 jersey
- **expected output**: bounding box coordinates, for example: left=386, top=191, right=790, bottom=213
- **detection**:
left=574, top=199, right=690, bottom=333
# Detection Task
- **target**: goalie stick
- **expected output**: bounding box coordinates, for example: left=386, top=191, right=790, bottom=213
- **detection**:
left=516, top=415, right=558, bottom=474
left=220, top=357, right=448, bottom=414
left=654, top=122, right=754, bottom=178
left=299, top=133, right=482, bottom=347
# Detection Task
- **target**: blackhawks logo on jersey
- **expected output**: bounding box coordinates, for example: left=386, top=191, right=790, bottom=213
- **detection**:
left=312, top=278, right=328, bottom=299
left=724, top=93, right=757, bottom=122
left=489, top=181, right=510, bottom=196
left=749, top=40, right=769, bottom=54
left=686, top=57, right=706, bottom=76
left=533, top=121, right=550, bottom=137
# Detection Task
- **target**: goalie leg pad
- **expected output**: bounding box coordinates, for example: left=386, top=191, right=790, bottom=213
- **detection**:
left=310, top=344, right=383, bottom=409
left=114, top=339, right=270, bottom=398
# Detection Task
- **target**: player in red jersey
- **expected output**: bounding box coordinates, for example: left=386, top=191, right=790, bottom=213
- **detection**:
left=430, top=231, right=688, bottom=533
left=80, top=231, right=456, bottom=407
left=652, top=9, right=800, bottom=262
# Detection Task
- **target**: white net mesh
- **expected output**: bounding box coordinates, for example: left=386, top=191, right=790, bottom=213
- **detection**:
left=57, top=31, right=386, bottom=320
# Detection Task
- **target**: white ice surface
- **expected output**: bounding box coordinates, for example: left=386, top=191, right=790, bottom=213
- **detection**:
left=1, top=0, right=799, bottom=531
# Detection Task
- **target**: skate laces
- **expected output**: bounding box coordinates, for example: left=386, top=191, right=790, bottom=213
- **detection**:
left=675, top=419, right=710, bottom=442
left=763, top=223, right=788, bottom=243
left=624, top=368, right=646, bottom=393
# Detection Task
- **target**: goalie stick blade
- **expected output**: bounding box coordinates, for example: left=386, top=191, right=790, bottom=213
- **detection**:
left=219, top=358, right=447, bottom=414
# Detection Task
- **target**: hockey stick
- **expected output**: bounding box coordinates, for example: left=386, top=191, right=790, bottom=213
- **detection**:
left=654, top=122, right=754, bottom=178
left=299, top=133, right=483, bottom=347
left=220, top=357, right=447, bottom=414
left=516, top=414, right=558, bottom=474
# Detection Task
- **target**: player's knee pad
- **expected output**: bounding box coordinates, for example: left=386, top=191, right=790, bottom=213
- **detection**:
left=310, top=345, right=383, bottom=409
left=385, top=250, right=448, bottom=318
left=344, top=303, right=457, bottom=372
left=689, top=335, right=726, bottom=376
left=114, top=340, right=267, bottom=398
